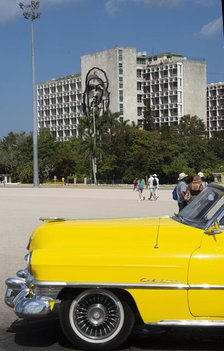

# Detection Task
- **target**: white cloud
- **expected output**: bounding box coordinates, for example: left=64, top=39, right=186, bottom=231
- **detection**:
left=105, top=0, right=125, bottom=15
left=0, top=0, right=82, bottom=23
left=199, top=17, right=222, bottom=38
left=105, top=0, right=184, bottom=14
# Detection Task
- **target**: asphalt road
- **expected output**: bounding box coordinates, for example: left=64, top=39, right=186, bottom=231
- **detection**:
left=1, top=186, right=223, bottom=350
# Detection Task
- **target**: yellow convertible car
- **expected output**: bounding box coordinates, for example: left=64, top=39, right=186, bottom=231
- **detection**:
left=5, top=183, right=224, bottom=350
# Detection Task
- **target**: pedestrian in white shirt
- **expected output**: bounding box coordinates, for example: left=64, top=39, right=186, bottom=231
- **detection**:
left=147, top=175, right=156, bottom=200
left=152, top=174, right=159, bottom=199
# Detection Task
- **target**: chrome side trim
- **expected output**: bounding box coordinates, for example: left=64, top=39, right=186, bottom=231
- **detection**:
left=33, top=280, right=224, bottom=291
left=147, top=320, right=224, bottom=327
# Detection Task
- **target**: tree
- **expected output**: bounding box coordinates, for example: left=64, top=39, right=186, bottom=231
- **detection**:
left=142, top=105, right=155, bottom=131
left=176, top=115, right=206, bottom=137
left=38, top=128, right=58, bottom=181
left=0, top=131, right=31, bottom=181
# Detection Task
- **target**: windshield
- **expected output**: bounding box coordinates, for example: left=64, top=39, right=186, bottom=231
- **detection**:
left=174, top=185, right=224, bottom=229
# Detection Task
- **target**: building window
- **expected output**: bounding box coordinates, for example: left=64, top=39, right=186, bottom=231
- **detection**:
left=70, top=94, right=76, bottom=101
left=137, top=119, right=143, bottom=127
left=137, top=69, right=142, bottom=78
left=137, top=107, right=143, bottom=116
left=119, top=90, right=123, bottom=102
left=137, top=95, right=142, bottom=103
left=118, top=49, right=123, bottom=61
left=119, top=62, right=123, bottom=75
left=137, top=82, right=142, bottom=91
left=137, top=57, right=146, bottom=65
left=71, top=117, right=76, bottom=124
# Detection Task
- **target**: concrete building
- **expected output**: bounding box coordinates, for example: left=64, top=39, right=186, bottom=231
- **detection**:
left=81, top=47, right=137, bottom=124
left=37, top=47, right=207, bottom=141
left=139, top=52, right=207, bottom=127
left=207, top=82, right=224, bottom=137
left=37, top=74, right=82, bottom=141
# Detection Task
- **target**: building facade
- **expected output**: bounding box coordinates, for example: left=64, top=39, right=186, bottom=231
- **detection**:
left=207, top=82, right=224, bottom=137
left=37, top=74, right=82, bottom=141
left=37, top=47, right=207, bottom=141
left=137, top=52, right=207, bottom=127
left=81, top=47, right=137, bottom=124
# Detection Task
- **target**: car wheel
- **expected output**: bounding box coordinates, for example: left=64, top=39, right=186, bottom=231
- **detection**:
left=59, top=289, right=135, bottom=351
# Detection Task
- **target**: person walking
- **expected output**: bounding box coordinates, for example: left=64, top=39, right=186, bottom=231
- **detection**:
left=133, top=178, right=138, bottom=191
left=176, top=172, right=189, bottom=212
left=152, top=174, right=159, bottom=200
left=137, top=177, right=145, bottom=201
left=147, top=175, right=155, bottom=200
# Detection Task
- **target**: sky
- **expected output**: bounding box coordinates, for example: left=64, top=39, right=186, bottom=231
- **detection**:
left=0, top=0, right=223, bottom=139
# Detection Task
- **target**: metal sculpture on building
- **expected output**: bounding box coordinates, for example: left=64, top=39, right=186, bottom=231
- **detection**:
left=83, top=67, right=110, bottom=115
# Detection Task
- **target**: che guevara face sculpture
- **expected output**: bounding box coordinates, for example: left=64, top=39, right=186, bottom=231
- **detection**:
left=83, top=67, right=110, bottom=115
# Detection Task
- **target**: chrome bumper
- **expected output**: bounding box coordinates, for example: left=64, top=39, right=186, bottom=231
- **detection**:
left=5, top=270, right=55, bottom=319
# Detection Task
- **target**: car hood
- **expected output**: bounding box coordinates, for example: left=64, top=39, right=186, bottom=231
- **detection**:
left=29, top=216, right=203, bottom=252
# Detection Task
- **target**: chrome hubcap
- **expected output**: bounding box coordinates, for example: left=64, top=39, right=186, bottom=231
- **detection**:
left=70, top=290, right=123, bottom=341
left=88, top=304, right=106, bottom=326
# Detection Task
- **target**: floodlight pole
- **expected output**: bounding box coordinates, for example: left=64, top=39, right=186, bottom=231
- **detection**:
left=92, top=102, right=97, bottom=185
left=19, top=1, right=40, bottom=187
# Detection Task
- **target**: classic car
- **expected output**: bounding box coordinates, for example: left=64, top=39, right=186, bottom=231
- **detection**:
left=5, top=183, right=224, bottom=351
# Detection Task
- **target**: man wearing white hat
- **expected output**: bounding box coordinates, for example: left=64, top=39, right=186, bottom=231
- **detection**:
left=176, top=172, right=188, bottom=212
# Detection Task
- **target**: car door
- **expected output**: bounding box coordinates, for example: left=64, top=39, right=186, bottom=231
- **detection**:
left=130, top=218, right=204, bottom=323
left=188, top=211, right=224, bottom=317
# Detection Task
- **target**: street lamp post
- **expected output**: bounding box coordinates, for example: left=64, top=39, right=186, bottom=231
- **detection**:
left=19, top=1, right=40, bottom=187
left=92, top=100, right=97, bottom=185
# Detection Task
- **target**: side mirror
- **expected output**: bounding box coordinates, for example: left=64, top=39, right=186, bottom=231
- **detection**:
left=205, top=221, right=222, bottom=235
